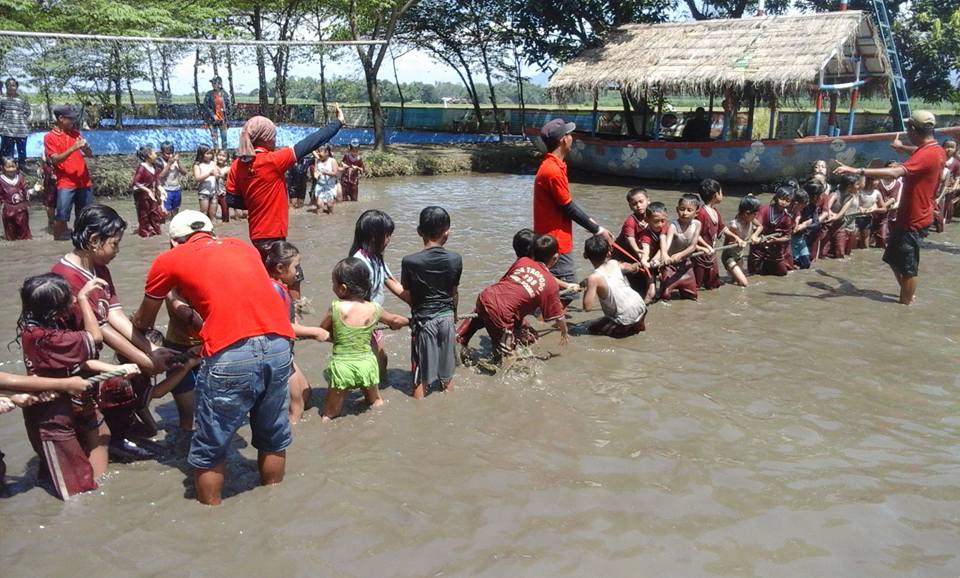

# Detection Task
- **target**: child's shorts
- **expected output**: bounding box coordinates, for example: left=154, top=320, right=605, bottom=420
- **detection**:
left=163, top=189, right=182, bottom=212
left=855, top=216, right=872, bottom=231
left=411, top=315, right=457, bottom=388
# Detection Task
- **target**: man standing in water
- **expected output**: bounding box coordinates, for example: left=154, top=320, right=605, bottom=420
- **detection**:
left=44, top=105, right=93, bottom=240
left=202, top=76, right=231, bottom=150
left=834, top=110, right=945, bottom=305
left=132, top=211, right=295, bottom=505
left=533, top=118, right=614, bottom=287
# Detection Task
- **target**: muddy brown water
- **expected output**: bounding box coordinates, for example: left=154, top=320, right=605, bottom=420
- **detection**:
left=1, top=173, right=959, bottom=577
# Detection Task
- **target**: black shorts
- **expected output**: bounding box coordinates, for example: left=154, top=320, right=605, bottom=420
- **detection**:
left=882, top=229, right=920, bottom=278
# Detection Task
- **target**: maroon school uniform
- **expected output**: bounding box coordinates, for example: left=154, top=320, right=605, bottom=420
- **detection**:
left=42, top=161, right=58, bottom=209
left=51, top=258, right=136, bottom=419
left=456, top=257, right=564, bottom=353
left=616, top=213, right=649, bottom=294
left=20, top=323, right=99, bottom=499
left=693, top=205, right=723, bottom=289
left=749, top=204, right=795, bottom=275
left=820, top=192, right=853, bottom=259
left=340, top=153, right=364, bottom=201
left=0, top=173, right=31, bottom=240
left=132, top=164, right=164, bottom=237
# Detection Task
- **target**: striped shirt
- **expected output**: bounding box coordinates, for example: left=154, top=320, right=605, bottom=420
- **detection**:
left=0, top=96, right=30, bottom=137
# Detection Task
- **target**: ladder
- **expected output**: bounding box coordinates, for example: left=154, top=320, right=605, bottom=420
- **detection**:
left=870, top=0, right=910, bottom=130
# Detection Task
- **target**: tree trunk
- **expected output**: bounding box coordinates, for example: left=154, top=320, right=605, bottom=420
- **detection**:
left=225, top=46, right=236, bottom=104
left=193, top=47, right=202, bottom=114
left=513, top=43, right=525, bottom=132
left=252, top=7, right=269, bottom=115
left=126, top=76, right=136, bottom=111
left=358, top=51, right=386, bottom=150
left=209, top=46, right=219, bottom=77
left=620, top=91, right=638, bottom=136
left=112, top=44, right=124, bottom=129
left=391, top=48, right=404, bottom=129
left=147, top=49, right=160, bottom=107
left=319, top=50, right=329, bottom=123
left=479, top=47, right=502, bottom=141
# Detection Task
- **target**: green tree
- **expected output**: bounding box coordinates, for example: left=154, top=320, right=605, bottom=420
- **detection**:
left=895, top=3, right=960, bottom=104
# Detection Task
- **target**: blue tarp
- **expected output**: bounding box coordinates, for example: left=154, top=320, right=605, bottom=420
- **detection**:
left=23, top=127, right=522, bottom=158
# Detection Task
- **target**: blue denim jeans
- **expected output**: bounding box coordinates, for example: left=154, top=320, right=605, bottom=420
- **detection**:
left=55, top=187, right=94, bottom=223
left=0, top=136, right=27, bottom=169
left=188, top=335, right=293, bottom=470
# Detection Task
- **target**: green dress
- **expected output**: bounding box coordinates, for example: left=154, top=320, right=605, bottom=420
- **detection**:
left=324, top=300, right=381, bottom=390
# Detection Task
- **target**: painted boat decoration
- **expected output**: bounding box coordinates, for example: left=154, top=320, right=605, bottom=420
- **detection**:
left=526, top=127, right=960, bottom=183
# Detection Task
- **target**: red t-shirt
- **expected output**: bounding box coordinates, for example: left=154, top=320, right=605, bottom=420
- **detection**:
left=144, top=233, right=294, bottom=356
left=43, top=128, right=92, bottom=190
left=615, top=214, right=646, bottom=259
left=213, top=92, right=225, bottom=122
left=638, top=226, right=665, bottom=260
left=52, top=257, right=122, bottom=327
left=695, top=206, right=725, bottom=246
left=478, top=257, right=564, bottom=328
left=533, top=153, right=574, bottom=254
left=898, top=142, right=946, bottom=231
left=226, top=147, right=296, bottom=241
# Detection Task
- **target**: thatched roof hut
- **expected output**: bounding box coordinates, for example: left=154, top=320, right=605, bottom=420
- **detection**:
left=549, top=11, right=891, bottom=101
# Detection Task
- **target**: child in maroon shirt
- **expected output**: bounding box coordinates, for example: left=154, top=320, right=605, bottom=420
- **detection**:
left=457, top=234, right=568, bottom=357
left=0, top=156, right=30, bottom=240
left=340, top=141, right=365, bottom=201
left=17, top=273, right=138, bottom=499
left=749, top=187, right=797, bottom=275
left=693, top=179, right=727, bottom=290
left=132, top=146, right=164, bottom=238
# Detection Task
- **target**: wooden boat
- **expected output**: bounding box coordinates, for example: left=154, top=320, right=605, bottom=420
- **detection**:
left=533, top=11, right=956, bottom=183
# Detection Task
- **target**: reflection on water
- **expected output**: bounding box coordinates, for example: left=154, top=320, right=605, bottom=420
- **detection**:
left=1, top=173, right=959, bottom=577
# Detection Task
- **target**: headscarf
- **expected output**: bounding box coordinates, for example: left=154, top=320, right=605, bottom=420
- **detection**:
left=237, top=116, right=277, bottom=162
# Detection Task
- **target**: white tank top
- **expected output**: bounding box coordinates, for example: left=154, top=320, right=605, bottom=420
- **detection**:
left=596, top=261, right=646, bottom=325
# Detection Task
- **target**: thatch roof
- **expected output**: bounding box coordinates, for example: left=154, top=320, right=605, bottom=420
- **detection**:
left=549, top=11, right=890, bottom=100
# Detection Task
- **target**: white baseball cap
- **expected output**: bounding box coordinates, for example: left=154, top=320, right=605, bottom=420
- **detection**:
left=168, top=210, right=213, bottom=240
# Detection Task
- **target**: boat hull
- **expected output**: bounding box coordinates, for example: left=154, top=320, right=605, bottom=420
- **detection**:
left=525, top=128, right=960, bottom=183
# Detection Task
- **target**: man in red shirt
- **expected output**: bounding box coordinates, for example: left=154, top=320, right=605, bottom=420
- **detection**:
left=131, top=210, right=296, bottom=505
left=533, top=118, right=613, bottom=288
left=44, top=105, right=93, bottom=240
left=835, top=110, right=946, bottom=305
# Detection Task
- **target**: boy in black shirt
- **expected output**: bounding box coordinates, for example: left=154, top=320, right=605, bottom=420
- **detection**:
left=400, top=206, right=463, bottom=398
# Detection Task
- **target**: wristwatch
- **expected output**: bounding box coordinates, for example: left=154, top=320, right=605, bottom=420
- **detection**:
left=858, top=168, right=865, bottom=176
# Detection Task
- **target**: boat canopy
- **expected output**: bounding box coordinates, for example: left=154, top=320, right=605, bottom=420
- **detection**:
left=549, top=11, right=891, bottom=101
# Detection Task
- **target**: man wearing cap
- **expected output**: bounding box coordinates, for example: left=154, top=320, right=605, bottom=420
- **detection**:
left=533, top=118, right=614, bottom=288
left=44, top=105, right=93, bottom=240
left=132, top=210, right=295, bottom=505
left=202, top=77, right=231, bottom=149
left=835, top=110, right=946, bottom=305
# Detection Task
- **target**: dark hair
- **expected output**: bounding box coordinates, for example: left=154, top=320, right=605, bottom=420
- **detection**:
left=263, top=241, right=300, bottom=276
left=5, top=77, right=17, bottom=86
left=195, top=143, right=213, bottom=163
left=349, top=209, right=395, bottom=259
left=885, top=160, right=899, bottom=168
left=626, top=187, right=648, bottom=202
left=1, top=156, right=16, bottom=169
left=792, top=188, right=810, bottom=206
left=332, top=257, right=371, bottom=301
left=910, top=123, right=934, bottom=139
left=417, top=206, right=450, bottom=240
left=532, top=234, right=559, bottom=264
left=839, top=174, right=860, bottom=192
left=802, top=179, right=825, bottom=198
left=72, top=204, right=127, bottom=250
left=160, top=141, right=175, bottom=155
left=772, top=186, right=795, bottom=203
left=646, top=201, right=668, bottom=218
left=943, top=139, right=957, bottom=148
left=783, top=177, right=800, bottom=189
left=678, top=193, right=701, bottom=209
left=136, top=145, right=154, bottom=162
left=738, top=194, right=761, bottom=214
left=512, top=228, right=537, bottom=258
left=583, top=236, right=610, bottom=262
left=18, top=273, right=73, bottom=335
left=698, top=178, right=721, bottom=204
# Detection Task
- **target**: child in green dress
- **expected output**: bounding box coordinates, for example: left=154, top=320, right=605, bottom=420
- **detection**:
left=320, top=257, right=408, bottom=421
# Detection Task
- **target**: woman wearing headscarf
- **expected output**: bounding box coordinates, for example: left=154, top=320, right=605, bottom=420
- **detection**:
left=227, top=105, right=345, bottom=254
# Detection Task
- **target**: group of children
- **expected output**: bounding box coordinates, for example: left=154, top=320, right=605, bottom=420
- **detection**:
left=129, top=143, right=239, bottom=238
left=285, top=140, right=365, bottom=214
left=2, top=138, right=959, bottom=501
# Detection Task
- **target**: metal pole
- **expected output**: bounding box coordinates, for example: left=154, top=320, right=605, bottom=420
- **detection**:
left=847, top=56, right=862, bottom=136
left=592, top=88, right=599, bottom=137
left=768, top=94, right=777, bottom=139
left=814, top=92, right=823, bottom=137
